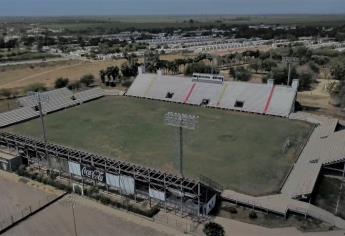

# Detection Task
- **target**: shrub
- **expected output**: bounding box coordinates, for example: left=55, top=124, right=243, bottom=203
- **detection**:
left=16, top=165, right=26, bottom=176
left=228, top=206, right=237, bottom=214
left=203, top=222, right=225, bottom=236
left=184, top=62, right=219, bottom=76
left=54, top=77, right=69, bottom=88
left=25, top=83, right=47, bottom=92
left=80, top=74, right=95, bottom=87
left=233, top=67, right=251, bottom=81
left=68, top=81, right=81, bottom=90
left=249, top=211, right=258, bottom=219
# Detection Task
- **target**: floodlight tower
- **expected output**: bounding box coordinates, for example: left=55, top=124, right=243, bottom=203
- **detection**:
left=282, top=57, right=300, bottom=86
left=164, top=112, right=198, bottom=177
left=28, top=91, right=49, bottom=143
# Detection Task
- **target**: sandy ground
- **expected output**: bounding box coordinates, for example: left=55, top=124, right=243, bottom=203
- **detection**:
left=0, top=53, right=188, bottom=92
left=297, top=79, right=345, bottom=119
left=0, top=171, right=61, bottom=227
left=3, top=194, right=181, bottom=236
left=1, top=170, right=344, bottom=235
left=213, top=216, right=345, bottom=236
left=0, top=60, right=126, bottom=91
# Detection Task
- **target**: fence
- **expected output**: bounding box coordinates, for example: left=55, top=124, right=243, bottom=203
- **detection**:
left=0, top=194, right=61, bottom=233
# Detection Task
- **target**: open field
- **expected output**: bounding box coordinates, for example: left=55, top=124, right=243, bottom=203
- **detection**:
left=0, top=54, right=189, bottom=92
left=6, top=96, right=312, bottom=195
left=0, top=60, right=126, bottom=91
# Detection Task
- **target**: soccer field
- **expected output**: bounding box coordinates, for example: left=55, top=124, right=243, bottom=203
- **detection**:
left=6, top=96, right=313, bottom=196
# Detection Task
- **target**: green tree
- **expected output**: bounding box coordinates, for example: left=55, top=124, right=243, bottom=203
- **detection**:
left=80, top=74, right=95, bottom=87
left=203, top=222, right=225, bottom=236
left=54, top=77, right=69, bottom=88
left=68, top=81, right=81, bottom=91
left=0, top=88, right=12, bottom=110
left=249, top=59, right=261, bottom=73
left=331, top=62, right=345, bottom=80
left=25, top=83, right=47, bottom=92
left=233, top=67, right=252, bottom=81
left=298, top=72, right=313, bottom=91
left=99, top=70, right=106, bottom=83
left=184, top=62, right=218, bottom=76
left=121, top=62, right=138, bottom=78
left=261, top=59, right=277, bottom=72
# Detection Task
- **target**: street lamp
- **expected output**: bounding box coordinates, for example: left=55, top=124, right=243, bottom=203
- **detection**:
left=164, top=112, right=198, bottom=177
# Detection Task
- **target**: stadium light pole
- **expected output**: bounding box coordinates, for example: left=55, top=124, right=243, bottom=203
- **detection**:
left=164, top=112, right=198, bottom=177
left=28, top=91, right=48, bottom=143
left=282, top=57, right=300, bottom=86
left=28, top=91, right=49, bottom=170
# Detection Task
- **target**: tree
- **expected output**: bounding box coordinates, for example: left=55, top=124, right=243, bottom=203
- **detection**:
left=121, top=62, right=138, bottom=78
left=68, top=81, right=81, bottom=91
left=233, top=67, right=251, bottom=81
left=331, top=62, right=345, bottom=80
left=184, top=62, right=219, bottom=76
left=249, top=59, right=261, bottom=73
left=80, top=74, right=95, bottom=87
left=0, top=88, right=12, bottom=110
left=54, top=77, right=69, bottom=88
left=25, top=83, right=47, bottom=92
left=298, top=72, right=313, bottom=91
left=203, top=222, right=225, bottom=236
left=229, top=67, right=236, bottom=78
left=261, top=59, right=277, bottom=72
left=99, top=70, right=106, bottom=83
left=336, top=81, right=345, bottom=107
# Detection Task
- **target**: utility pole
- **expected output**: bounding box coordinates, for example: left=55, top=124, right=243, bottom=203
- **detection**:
left=164, top=112, right=198, bottom=177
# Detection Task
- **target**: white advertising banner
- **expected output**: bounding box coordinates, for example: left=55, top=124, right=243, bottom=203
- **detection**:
left=68, top=161, right=81, bottom=176
left=149, top=188, right=166, bottom=201
left=106, top=173, right=135, bottom=195
left=204, top=194, right=217, bottom=215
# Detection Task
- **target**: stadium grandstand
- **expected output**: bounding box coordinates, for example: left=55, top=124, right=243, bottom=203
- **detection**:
left=0, top=87, right=105, bottom=128
left=126, top=68, right=299, bottom=117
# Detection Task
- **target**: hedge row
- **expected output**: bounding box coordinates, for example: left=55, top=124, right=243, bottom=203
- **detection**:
left=16, top=166, right=159, bottom=218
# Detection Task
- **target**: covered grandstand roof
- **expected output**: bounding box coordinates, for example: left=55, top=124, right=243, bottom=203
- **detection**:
left=126, top=71, right=298, bottom=117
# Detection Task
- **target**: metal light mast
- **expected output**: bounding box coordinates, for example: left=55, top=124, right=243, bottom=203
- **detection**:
left=282, top=57, right=300, bottom=86
left=164, top=112, right=198, bottom=177
left=28, top=91, right=49, bottom=143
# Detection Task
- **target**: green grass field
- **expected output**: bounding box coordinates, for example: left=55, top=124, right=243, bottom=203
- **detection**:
left=6, top=96, right=312, bottom=195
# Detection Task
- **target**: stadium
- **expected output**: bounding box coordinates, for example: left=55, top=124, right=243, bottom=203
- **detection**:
left=0, top=68, right=345, bottom=227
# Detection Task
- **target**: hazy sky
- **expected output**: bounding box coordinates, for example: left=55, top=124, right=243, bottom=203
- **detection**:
left=0, top=0, right=344, bottom=16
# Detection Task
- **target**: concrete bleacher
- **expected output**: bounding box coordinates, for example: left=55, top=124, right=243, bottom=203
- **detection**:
left=18, top=88, right=77, bottom=114
left=0, top=107, right=39, bottom=127
left=74, top=87, right=105, bottom=103
left=18, top=87, right=105, bottom=115
left=0, top=87, right=105, bottom=128
left=126, top=71, right=298, bottom=117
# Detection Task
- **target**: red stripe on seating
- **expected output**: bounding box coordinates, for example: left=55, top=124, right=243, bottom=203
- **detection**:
left=183, top=83, right=196, bottom=103
left=264, top=85, right=276, bottom=114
